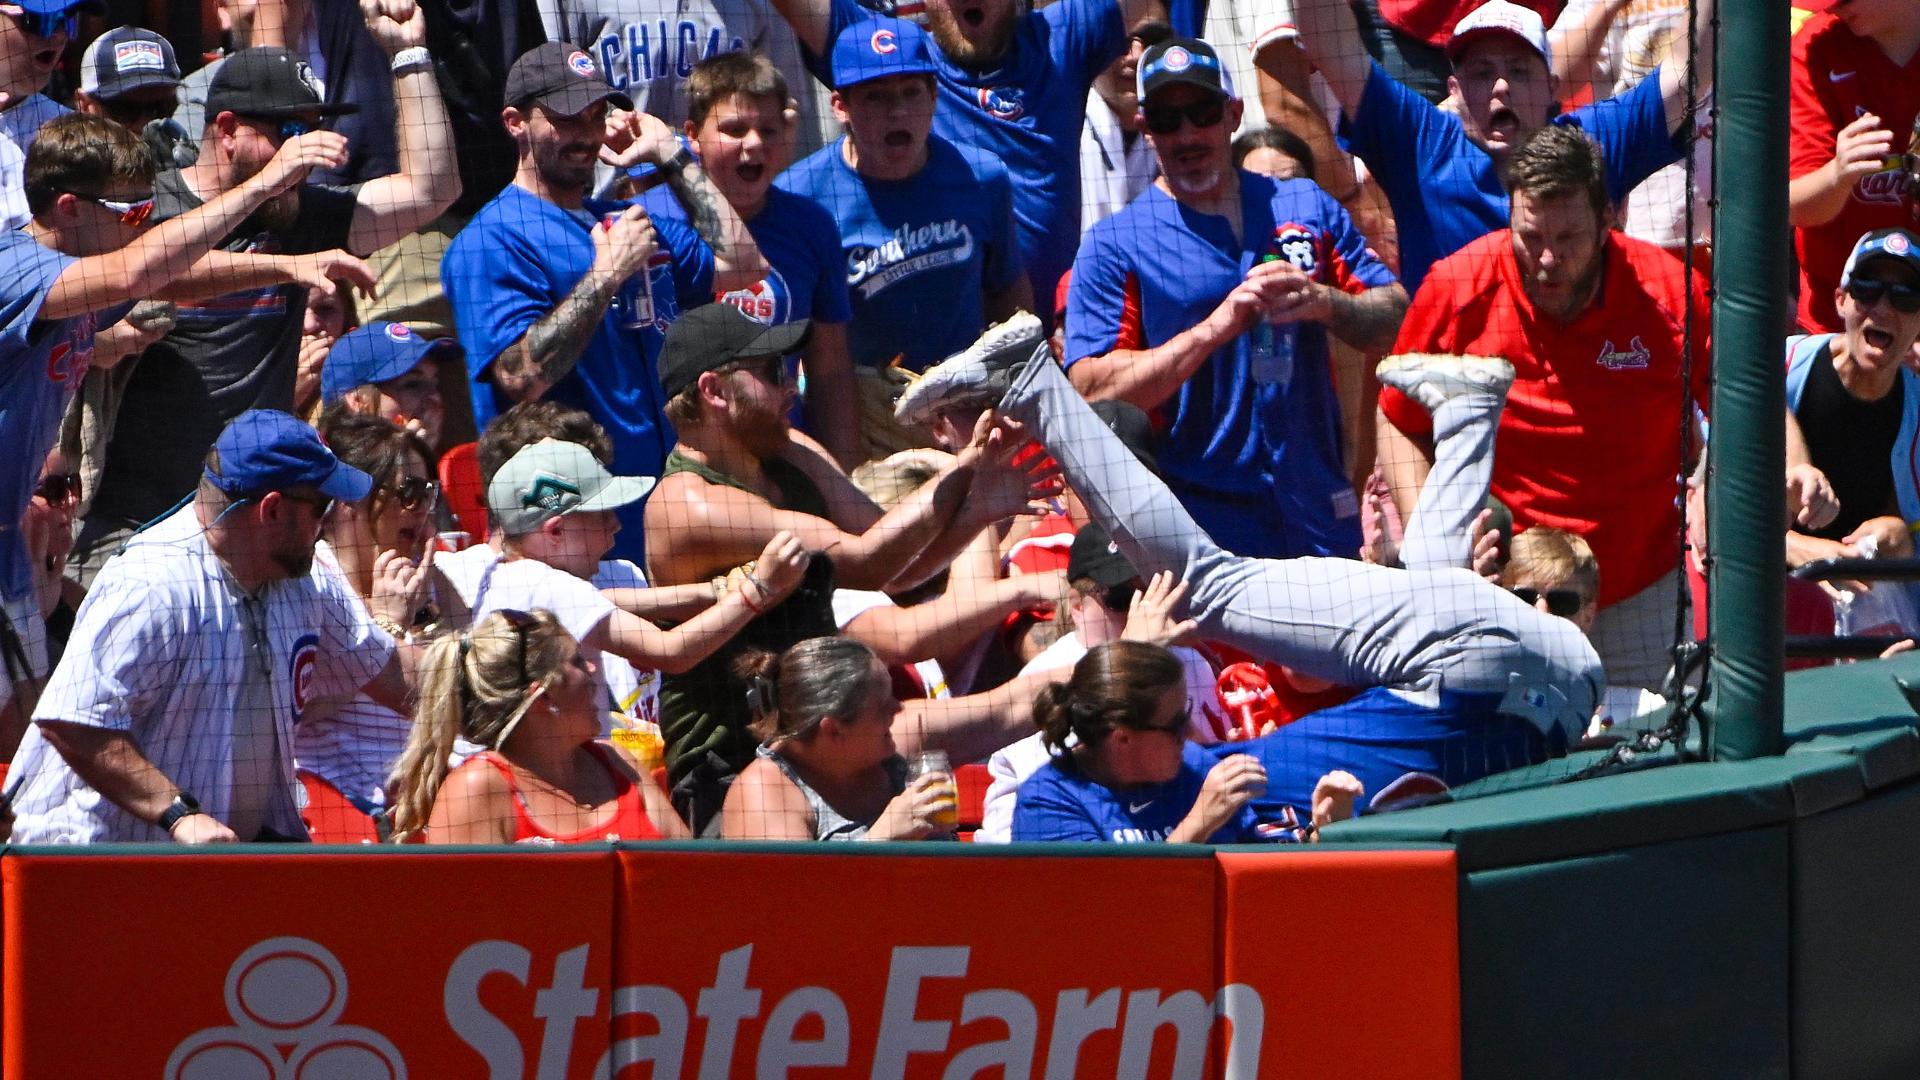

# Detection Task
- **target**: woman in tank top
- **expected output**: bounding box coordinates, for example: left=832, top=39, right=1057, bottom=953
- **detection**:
left=386, top=609, right=691, bottom=843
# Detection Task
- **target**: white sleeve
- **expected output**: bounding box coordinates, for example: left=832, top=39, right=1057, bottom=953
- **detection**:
left=306, top=565, right=395, bottom=702
left=32, top=564, right=183, bottom=732
left=974, top=732, right=1053, bottom=844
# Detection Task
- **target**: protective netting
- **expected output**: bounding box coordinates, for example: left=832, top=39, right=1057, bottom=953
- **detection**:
left=1, top=0, right=1902, bottom=848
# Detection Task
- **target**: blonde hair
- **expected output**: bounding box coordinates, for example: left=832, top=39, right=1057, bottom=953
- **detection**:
left=1506, top=527, right=1599, bottom=601
left=850, top=454, right=942, bottom=509
left=385, top=609, right=573, bottom=839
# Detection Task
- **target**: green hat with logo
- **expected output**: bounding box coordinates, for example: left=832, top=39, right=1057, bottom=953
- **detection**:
left=487, top=439, right=656, bottom=536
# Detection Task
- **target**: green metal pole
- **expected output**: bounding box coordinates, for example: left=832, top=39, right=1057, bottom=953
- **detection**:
left=1705, top=0, right=1787, bottom=759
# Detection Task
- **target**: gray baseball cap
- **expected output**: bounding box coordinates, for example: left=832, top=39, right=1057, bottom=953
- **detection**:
left=487, top=439, right=655, bottom=536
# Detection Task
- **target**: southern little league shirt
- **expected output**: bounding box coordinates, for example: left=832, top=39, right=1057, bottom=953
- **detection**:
left=1342, top=60, right=1678, bottom=294
left=807, top=0, right=1125, bottom=305
left=0, top=229, right=132, bottom=603
left=1380, top=229, right=1711, bottom=608
left=776, top=134, right=1023, bottom=371
left=442, top=184, right=713, bottom=562
left=1065, top=172, right=1396, bottom=559
left=1788, top=12, right=1920, bottom=332
left=1010, top=740, right=1261, bottom=843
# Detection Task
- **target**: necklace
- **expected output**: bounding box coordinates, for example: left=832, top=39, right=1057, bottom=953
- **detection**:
left=506, top=750, right=609, bottom=812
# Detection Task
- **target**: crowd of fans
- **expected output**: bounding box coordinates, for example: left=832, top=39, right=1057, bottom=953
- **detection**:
left=0, top=0, right=1912, bottom=846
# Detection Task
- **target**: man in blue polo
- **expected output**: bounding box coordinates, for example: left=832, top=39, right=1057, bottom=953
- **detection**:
left=776, top=17, right=1027, bottom=454
left=319, top=320, right=463, bottom=452
left=771, top=0, right=1164, bottom=308
left=1287, top=0, right=1716, bottom=291
left=1065, top=36, right=1406, bottom=561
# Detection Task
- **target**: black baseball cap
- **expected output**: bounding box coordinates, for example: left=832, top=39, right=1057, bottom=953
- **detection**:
left=206, top=47, right=358, bottom=120
left=504, top=42, right=633, bottom=116
left=1068, top=522, right=1140, bottom=590
left=1090, top=398, right=1160, bottom=475
left=658, top=304, right=812, bottom=400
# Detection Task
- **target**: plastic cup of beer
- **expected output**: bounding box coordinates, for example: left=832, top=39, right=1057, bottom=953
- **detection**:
left=908, top=750, right=959, bottom=831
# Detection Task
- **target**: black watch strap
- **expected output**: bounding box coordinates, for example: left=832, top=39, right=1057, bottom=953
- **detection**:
left=157, top=792, right=202, bottom=833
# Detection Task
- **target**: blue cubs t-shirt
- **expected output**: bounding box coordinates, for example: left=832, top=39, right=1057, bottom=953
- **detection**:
left=0, top=231, right=129, bottom=601
left=1343, top=61, right=1679, bottom=293
left=442, top=183, right=713, bottom=563
left=1012, top=740, right=1260, bottom=843
left=650, top=186, right=852, bottom=326
left=1065, top=172, right=1396, bottom=560
left=776, top=134, right=1023, bottom=371
left=813, top=0, right=1125, bottom=306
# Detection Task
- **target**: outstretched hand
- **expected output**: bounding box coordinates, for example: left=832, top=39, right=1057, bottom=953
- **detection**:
left=1120, top=571, right=1199, bottom=647
left=957, top=412, right=1064, bottom=524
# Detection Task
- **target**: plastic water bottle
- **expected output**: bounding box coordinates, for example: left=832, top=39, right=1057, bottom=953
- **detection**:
left=1248, top=252, right=1293, bottom=387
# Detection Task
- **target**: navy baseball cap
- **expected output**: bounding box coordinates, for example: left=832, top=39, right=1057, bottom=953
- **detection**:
left=80, top=27, right=181, bottom=99
left=321, top=322, right=462, bottom=405
left=205, top=410, right=373, bottom=502
left=832, top=17, right=938, bottom=91
left=1842, top=229, right=1920, bottom=287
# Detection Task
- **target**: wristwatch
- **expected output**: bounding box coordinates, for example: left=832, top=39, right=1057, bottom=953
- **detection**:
left=157, top=791, right=203, bottom=834
left=656, top=142, right=695, bottom=175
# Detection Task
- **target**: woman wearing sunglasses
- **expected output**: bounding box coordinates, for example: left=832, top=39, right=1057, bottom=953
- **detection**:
left=387, top=608, right=692, bottom=843
left=295, top=412, right=461, bottom=829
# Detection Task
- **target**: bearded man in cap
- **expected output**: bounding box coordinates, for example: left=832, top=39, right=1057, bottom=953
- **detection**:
left=75, top=1, right=460, bottom=585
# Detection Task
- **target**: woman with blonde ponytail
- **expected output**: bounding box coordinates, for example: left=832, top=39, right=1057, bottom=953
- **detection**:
left=387, top=609, right=691, bottom=843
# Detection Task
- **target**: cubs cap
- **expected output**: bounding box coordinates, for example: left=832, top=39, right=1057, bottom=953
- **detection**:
left=1137, top=37, right=1232, bottom=103
left=205, top=410, right=373, bottom=502
left=832, top=17, right=939, bottom=91
left=504, top=42, right=633, bottom=115
left=80, top=26, right=181, bottom=99
left=488, top=439, right=656, bottom=536
left=207, top=47, right=358, bottom=120
left=1068, top=522, right=1140, bottom=590
left=1841, top=229, right=1920, bottom=287
left=1445, top=0, right=1551, bottom=65
left=321, top=322, right=463, bottom=405
left=658, top=303, right=812, bottom=400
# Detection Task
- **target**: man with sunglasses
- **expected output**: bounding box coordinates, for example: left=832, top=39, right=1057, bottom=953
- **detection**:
left=1784, top=230, right=1920, bottom=587
left=77, top=15, right=459, bottom=582
left=320, top=320, right=464, bottom=452
left=9, top=411, right=415, bottom=844
left=1065, top=35, right=1406, bottom=562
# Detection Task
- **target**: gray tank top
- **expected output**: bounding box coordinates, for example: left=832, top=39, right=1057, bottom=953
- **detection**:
left=756, top=745, right=909, bottom=842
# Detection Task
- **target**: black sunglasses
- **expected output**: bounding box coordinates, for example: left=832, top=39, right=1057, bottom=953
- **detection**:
left=378, top=475, right=439, bottom=512
left=33, top=472, right=79, bottom=504
left=103, top=97, right=177, bottom=125
left=1846, top=277, right=1920, bottom=314
left=1143, top=97, right=1225, bottom=135
left=1140, top=705, right=1190, bottom=736
left=1511, top=586, right=1585, bottom=618
left=724, top=354, right=793, bottom=388
left=241, top=115, right=313, bottom=141
left=279, top=490, right=336, bottom=518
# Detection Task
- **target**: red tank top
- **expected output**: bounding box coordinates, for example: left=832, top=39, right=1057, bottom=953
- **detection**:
left=473, top=744, right=661, bottom=843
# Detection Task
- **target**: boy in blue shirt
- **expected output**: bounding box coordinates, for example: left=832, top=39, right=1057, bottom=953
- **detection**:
left=777, top=17, right=1029, bottom=455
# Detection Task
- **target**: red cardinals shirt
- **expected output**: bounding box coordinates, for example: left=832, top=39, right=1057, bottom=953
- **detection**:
left=1381, top=230, right=1711, bottom=606
left=1789, top=13, right=1920, bottom=331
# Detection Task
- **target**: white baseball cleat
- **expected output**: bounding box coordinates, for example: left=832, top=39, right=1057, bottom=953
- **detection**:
left=894, top=310, right=1047, bottom=426
left=1375, top=353, right=1515, bottom=413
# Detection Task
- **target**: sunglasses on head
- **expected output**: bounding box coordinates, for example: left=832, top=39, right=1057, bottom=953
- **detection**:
left=33, top=472, right=78, bottom=504
left=1142, top=96, right=1225, bottom=135
left=67, top=191, right=154, bottom=227
left=378, top=475, right=439, bottom=512
left=1511, top=586, right=1584, bottom=618
left=10, top=6, right=76, bottom=39
left=1846, top=277, right=1920, bottom=314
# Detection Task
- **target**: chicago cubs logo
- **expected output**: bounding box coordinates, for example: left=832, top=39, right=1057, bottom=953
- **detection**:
left=384, top=324, right=414, bottom=342
left=567, top=50, right=596, bottom=77
left=976, top=86, right=1025, bottom=122
left=716, top=270, right=791, bottom=325
left=1888, top=232, right=1914, bottom=256
left=165, top=937, right=406, bottom=1080
left=1162, top=45, right=1193, bottom=71
left=871, top=27, right=897, bottom=54
left=1272, top=224, right=1321, bottom=278
left=1595, top=336, right=1651, bottom=371
left=289, top=633, right=319, bottom=722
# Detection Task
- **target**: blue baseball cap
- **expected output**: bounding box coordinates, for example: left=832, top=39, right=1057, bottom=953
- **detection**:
left=1842, top=229, right=1920, bottom=288
left=320, top=322, right=462, bottom=405
left=205, top=410, right=374, bottom=502
left=832, top=17, right=938, bottom=91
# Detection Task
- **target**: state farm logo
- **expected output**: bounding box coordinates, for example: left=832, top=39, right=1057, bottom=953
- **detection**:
left=166, top=937, right=405, bottom=1080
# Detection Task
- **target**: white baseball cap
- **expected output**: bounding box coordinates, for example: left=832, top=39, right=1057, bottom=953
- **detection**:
left=1446, top=0, right=1551, bottom=66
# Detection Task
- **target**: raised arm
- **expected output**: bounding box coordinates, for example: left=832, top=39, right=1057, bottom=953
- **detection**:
left=603, top=109, right=769, bottom=290
left=41, top=134, right=343, bottom=321
left=346, top=0, right=462, bottom=255
left=844, top=571, right=1065, bottom=666
left=1550, top=0, right=1632, bottom=102
left=594, top=532, right=811, bottom=673
left=1289, top=0, right=1376, bottom=121
left=1657, top=0, right=1714, bottom=137
left=767, top=0, right=835, bottom=58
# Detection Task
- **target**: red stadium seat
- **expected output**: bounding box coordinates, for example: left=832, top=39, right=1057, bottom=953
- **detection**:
left=955, top=763, right=990, bottom=842
left=438, top=441, right=489, bottom=542
left=299, top=772, right=379, bottom=844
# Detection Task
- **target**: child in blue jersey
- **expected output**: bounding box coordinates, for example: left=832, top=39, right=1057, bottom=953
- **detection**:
left=775, top=17, right=1029, bottom=453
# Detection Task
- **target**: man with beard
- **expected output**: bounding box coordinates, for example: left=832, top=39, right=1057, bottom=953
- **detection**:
left=643, top=302, right=1060, bottom=830
left=1066, top=37, right=1406, bottom=562
left=75, top=10, right=460, bottom=584
left=443, top=42, right=768, bottom=565
left=773, top=0, right=1162, bottom=308
left=1288, top=0, right=1715, bottom=292
left=1376, top=125, right=1710, bottom=690
left=8, top=411, right=413, bottom=843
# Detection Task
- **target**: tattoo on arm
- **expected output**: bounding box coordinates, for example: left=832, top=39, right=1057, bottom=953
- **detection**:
left=1329, top=285, right=1408, bottom=351
left=498, top=271, right=620, bottom=394
left=665, top=162, right=730, bottom=256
